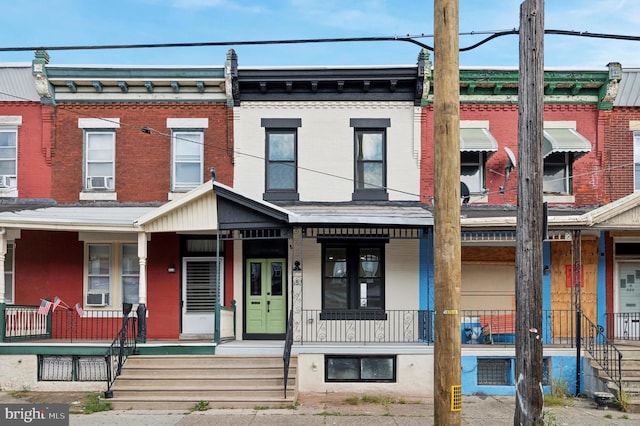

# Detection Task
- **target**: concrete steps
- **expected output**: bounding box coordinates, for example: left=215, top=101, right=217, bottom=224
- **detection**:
left=107, top=354, right=297, bottom=410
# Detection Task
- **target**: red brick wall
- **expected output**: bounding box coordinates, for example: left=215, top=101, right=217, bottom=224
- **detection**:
left=421, top=103, right=604, bottom=207
left=0, top=102, right=53, bottom=198
left=603, top=107, right=640, bottom=201
left=51, top=103, right=233, bottom=203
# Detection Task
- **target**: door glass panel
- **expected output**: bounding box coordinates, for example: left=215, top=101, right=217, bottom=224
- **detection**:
left=619, top=263, right=640, bottom=313
left=250, top=262, right=262, bottom=296
left=324, top=248, right=348, bottom=309
left=271, top=262, right=283, bottom=296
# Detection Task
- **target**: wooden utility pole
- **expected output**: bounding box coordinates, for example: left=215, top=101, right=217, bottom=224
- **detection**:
left=433, top=0, right=461, bottom=424
left=514, top=0, right=545, bottom=424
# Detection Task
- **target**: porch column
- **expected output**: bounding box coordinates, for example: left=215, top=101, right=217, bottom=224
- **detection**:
left=0, top=228, right=6, bottom=342
left=291, top=227, right=303, bottom=343
left=136, top=232, right=148, bottom=342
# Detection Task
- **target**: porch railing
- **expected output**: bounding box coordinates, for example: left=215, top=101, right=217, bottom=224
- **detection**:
left=4, top=305, right=49, bottom=341
left=3, top=305, right=139, bottom=342
left=581, top=313, right=622, bottom=391
left=104, top=315, right=138, bottom=398
left=605, top=312, right=640, bottom=340
left=300, top=309, right=433, bottom=344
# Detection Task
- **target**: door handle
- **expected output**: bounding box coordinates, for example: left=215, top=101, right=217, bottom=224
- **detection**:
left=267, top=300, right=270, bottom=313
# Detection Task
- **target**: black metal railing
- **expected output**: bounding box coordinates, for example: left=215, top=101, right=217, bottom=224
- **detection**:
left=283, top=309, right=294, bottom=398
left=300, top=309, right=434, bottom=344
left=581, top=313, right=623, bottom=392
left=104, top=315, right=138, bottom=398
left=605, top=312, right=640, bottom=340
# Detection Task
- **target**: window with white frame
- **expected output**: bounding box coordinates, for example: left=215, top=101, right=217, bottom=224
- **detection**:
left=86, top=243, right=139, bottom=308
left=461, top=152, right=486, bottom=194
left=4, top=243, right=14, bottom=304
left=84, top=131, right=115, bottom=191
left=87, top=244, right=112, bottom=306
left=634, top=131, right=640, bottom=191
left=121, top=244, right=140, bottom=305
left=0, top=127, right=17, bottom=190
left=172, top=130, right=204, bottom=191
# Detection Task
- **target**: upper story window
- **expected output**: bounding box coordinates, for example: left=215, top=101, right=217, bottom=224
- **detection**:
left=261, top=118, right=301, bottom=201
left=460, top=124, right=498, bottom=196
left=542, top=123, right=591, bottom=195
left=634, top=131, right=640, bottom=191
left=79, top=118, right=120, bottom=195
left=0, top=127, right=17, bottom=191
left=0, top=116, right=22, bottom=194
left=167, top=118, right=209, bottom=193
left=351, top=118, right=390, bottom=201
left=85, top=131, right=115, bottom=191
left=172, top=131, right=203, bottom=191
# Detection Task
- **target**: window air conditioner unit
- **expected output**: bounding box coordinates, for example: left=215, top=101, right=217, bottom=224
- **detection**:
left=0, top=175, right=11, bottom=188
left=86, top=293, right=109, bottom=306
left=87, top=176, right=113, bottom=190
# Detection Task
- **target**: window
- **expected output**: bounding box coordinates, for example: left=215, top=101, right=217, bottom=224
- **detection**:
left=543, top=152, right=571, bottom=194
left=86, top=243, right=138, bottom=307
left=461, top=152, right=486, bottom=194
left=172, top=130, right=203, bottom=191
left=634, top=131, right=640, bottom=191
left=266, top=130, right=297, bottom=193
left=84, top=131, right=115, bottom=191
left=477, top=358, right=511, bottom=385
left=87, top=244, right=111, bottom=306
left=121, top=244, right=140, bottom=305
left=261, top=118, right=301, bottom=201
left=322, top=243, right=385, bottom=316
left=325, top=355, right=396, bottom=382
left=0, top=127, right=17, bottom=190
left=351, top=118, right=389, bottom=201
left=4, top=243, right=13, bottom=304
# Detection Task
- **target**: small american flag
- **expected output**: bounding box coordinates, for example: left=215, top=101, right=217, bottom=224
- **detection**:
left=75, top=302, right=84, bottom=317
left=37, top=300, right=51, bottom=315
left=52, top=296, right=62, bottom=312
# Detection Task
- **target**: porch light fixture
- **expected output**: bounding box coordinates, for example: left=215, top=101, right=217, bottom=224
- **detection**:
left=167, top=264, right=176, bottom=274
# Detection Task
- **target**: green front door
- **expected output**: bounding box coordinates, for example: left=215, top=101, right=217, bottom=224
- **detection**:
left=245, top=258, right=287, bottom=336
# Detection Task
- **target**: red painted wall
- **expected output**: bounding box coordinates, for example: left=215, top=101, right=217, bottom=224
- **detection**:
left=421, top=103, right=605, bottom=207
left=146, top=233, right=181, bottom=339
left=50, top=103, right=234, bottom=203
left=0, top=102, right=53, bottom=198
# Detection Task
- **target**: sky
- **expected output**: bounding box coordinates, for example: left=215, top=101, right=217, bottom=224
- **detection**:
left=1, top=0, right=639, bottom=69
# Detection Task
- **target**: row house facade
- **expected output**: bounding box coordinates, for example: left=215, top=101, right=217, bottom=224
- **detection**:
left=0, top=49, right=638, bottom=403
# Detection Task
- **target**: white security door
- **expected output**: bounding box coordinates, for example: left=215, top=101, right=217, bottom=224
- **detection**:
left=182, top=257, right=223, bottom=335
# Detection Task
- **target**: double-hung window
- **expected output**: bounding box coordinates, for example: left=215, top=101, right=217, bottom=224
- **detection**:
left=543, top=152, right=572, bottom=194
left=172, top=130, right=203, bottom=191
left=85, top=131, right=115, bottom=191
left=261, top=118, right=300, bottom=201
left=121, top=244, right=140, bottom=305
left=87, top=244, right=112, bottom=306
left=351, top=119, right=389, bottom=201
left=0, top=126, right=17, bottom=190
left=4, top=243, right=14, bottom=304
left=459, top=124, right=498, bottom=195
left=85, top=242, right=139, bottom=308
left=322, top=242, right=385, bottom=318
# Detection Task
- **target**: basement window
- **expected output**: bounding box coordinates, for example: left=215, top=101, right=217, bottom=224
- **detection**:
left=477, top=358, right=511, bottom=385
left=39, top=355, right=107, bottom=382
left=325, top=355, right=396, bottom=382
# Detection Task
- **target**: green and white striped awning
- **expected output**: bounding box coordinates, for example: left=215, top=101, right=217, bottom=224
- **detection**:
left=543, top=128, right=592, bottom=159
left=460, top=128, right=499, bottom=156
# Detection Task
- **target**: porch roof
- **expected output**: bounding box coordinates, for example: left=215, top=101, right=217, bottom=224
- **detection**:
left=0, top=206, right=155, bottom=232
left=581, top=191, right=640, bottom=229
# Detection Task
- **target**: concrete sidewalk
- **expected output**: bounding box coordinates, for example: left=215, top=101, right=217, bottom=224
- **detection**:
left=3, top=392, right=640, bottom=425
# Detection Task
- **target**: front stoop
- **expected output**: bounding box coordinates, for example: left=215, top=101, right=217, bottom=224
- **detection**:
left=107, top=355, right=297, bottom=410
left=589, top=344, right=640, bottom=413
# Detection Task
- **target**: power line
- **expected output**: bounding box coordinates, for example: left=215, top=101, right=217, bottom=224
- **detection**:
left=0, top=29, right=639, bottom=55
